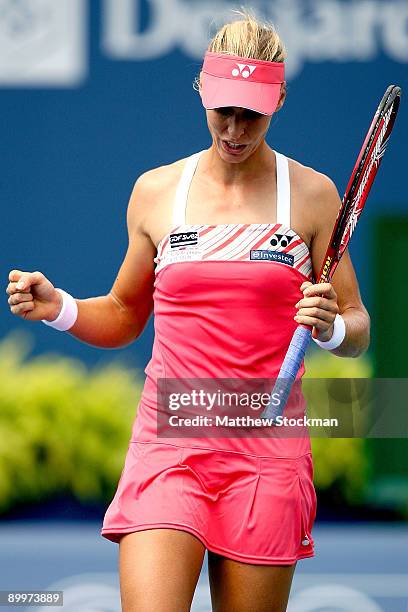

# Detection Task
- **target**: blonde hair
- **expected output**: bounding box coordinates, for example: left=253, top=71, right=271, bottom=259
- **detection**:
left=194, top=8, right=286, bottom=91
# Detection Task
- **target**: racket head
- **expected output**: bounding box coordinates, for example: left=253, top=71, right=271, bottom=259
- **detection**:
left=318, top=85, right=401, bottom=283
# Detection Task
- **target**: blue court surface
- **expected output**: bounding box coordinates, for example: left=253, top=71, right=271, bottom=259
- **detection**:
left=0, top=522, right=407, bottom=611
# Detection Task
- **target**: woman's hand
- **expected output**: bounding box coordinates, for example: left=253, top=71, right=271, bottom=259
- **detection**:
left=6, top=269, right=63, bottom=322
left=294, top=281, right=340, bottom=341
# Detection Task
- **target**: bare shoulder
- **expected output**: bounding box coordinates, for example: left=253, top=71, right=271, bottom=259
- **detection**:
left=289, top=157, right=339, bottom=199
left=133, top=157, right=186, bottom=196
left=288, top=156, right=341, bottom=237
left=126, top=155, right=189, bottom=242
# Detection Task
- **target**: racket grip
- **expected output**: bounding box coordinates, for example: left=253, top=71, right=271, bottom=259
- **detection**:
left=261, top=326, right=312, bottom=421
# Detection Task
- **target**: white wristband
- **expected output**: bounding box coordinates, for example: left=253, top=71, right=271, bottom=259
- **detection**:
left=42, top=288, right=78, bottom=331
left=312, top=313, right=346, bottom=350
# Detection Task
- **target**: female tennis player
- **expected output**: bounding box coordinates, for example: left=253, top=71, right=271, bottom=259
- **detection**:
left=6, top=10, right=370, bottom=612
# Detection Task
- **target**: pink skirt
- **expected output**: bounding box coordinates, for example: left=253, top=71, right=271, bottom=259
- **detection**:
left=101, top=441, right=317, bottom=565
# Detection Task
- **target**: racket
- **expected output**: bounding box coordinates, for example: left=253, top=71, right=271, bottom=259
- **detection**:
left=261, top=84, right=401, bottom=422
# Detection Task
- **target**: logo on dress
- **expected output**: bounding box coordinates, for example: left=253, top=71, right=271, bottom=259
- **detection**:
left=250, top=250, right=294, bottom=266
left=170, top=231, right=199, bottom=248
left=269, top=233, right=294, bottom=248
left=231, top=63, right=257, bottom=79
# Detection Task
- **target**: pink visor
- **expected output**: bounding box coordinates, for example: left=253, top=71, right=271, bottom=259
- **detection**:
left=201, top=51, right=285, bottom=116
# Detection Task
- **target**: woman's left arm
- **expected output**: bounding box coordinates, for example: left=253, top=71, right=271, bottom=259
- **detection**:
left=294, top=173, right=370, bottom=358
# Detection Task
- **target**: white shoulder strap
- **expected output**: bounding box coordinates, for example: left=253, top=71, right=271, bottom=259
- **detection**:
left=172, top=150, right=205, bottom=226
left=274, top=150, right=291, bottom=228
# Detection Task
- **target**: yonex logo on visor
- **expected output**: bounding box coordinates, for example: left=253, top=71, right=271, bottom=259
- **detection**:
left=201, top=51, right=285, bottom=116
left=232, top=64, right=257, bottom=79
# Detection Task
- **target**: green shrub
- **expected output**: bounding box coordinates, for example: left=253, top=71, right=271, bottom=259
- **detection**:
left=0, top=330, right=142, bottom=513
left=0, top=331, right=374, bottom=514
left=304, top=347, right=372, bottom=505
left=305, top=347, right=372, bottom=378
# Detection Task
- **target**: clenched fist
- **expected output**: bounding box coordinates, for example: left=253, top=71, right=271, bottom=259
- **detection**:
left=6, top=270, right=62, bottom=322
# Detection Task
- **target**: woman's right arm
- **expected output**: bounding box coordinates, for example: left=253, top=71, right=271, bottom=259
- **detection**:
left=7, top=173, right=157, bottom=349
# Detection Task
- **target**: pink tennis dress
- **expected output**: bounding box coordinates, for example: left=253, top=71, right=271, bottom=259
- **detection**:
left=101, top=149, right=318, bottom=565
